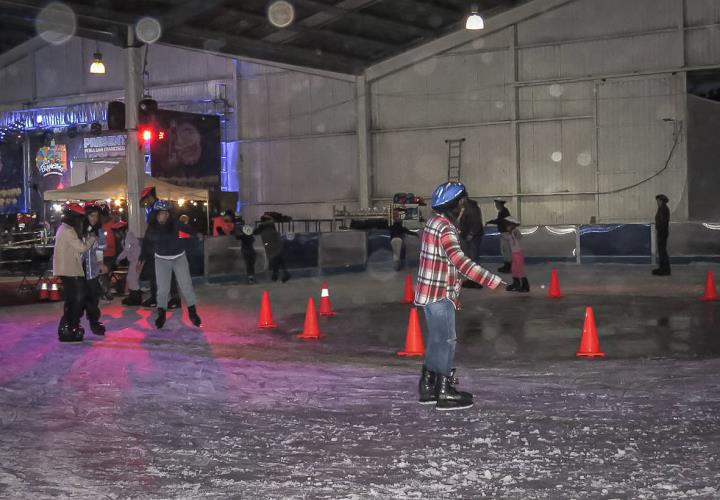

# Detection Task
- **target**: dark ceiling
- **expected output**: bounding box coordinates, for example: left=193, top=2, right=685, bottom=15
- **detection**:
left=0, top=0, right=524, bottom=74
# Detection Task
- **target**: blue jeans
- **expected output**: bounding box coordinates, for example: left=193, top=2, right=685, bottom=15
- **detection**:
left=422, top=299, right=457, bottom=377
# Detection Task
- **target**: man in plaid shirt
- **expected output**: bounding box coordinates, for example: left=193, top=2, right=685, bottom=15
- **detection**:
left=416, top=182, right=504, bottom=411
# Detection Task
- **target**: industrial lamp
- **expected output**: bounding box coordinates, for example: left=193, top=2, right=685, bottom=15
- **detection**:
left=90, top=52, right=106, bottom=74
left=465, top=4, right=484, bottom=30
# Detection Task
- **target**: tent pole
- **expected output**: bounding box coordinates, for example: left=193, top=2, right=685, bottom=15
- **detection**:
left=125, top=27, right=145, bottom=236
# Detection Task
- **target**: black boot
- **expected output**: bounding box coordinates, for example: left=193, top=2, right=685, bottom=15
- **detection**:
left=435, top=372, right=473, bottom=411
left=59, top=320, right=84, bottom=342
left=122, top=290, right=143, bottom=306
left=520, top=277, right=530, bottom=293
left=281, top=272, right=291, bottom=283
left=90, top=321, right=106, bottom=336
left=155, top=308, right=166, bottom=329
left=142, top=295, right=157, bottom=308
left=188, top=305, right=202, bottom=327
left=247, top=275, right=256, bottom=285
left=418, top=366, right=437, bottom=404
left=506, top=278, right=521, bottom=292
left=497, top=262, right=512, bottom=273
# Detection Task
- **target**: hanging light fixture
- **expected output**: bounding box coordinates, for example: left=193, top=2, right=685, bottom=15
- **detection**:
left=465, top=4, right=484, bottom=30
left=89, top=51, right=106, bottom=74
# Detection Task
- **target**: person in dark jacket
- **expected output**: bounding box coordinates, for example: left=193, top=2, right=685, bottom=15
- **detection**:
left=255, top=214, right=290, bottom=283
left=486, top=198, right=512, bottom=273
left=82, top=202, right=107, bottom=335
left=653, top=194, right=671, bottom=276
left=237, top=219, right=257, bottom=284
left=390, top=219, right=419, bottom=271
left=459, top=197, right=484, bottom=288
left=140, top=200, right=202, bottom=329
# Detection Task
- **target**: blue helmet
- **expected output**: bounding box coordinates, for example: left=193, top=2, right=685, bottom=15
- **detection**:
left=152, top=199, right=171, bottom=212
left=431, top=182, right=467, bottom=210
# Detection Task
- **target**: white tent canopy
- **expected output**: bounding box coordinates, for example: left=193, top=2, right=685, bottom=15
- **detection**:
left=43, top=161, right=208, bottom=202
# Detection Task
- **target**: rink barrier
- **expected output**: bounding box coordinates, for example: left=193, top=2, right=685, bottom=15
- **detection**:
left=200, top=222, right=720, bottom=282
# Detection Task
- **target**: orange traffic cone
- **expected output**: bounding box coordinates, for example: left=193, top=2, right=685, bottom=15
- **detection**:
left=298, top=297, right=321, bottom=340
left=319, top=281, right=336, bottom=317
left=700, top=271, right=718, bottom=302
left=547, top=268, right=563, bottom=299
left=49, top=278, right=61, bottom=302
left=402, top=274, right=415, bottom=304
left=576, top=307, right=605, bottom=358
left=38, top=278, right=49, bottom=301
left=257, top=291, right=277, bottom=328
left=397, top=307, right=425, bottom=357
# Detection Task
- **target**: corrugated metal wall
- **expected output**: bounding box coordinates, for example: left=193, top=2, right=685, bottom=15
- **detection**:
left=236, top=62, right=358, bottom=222
left=369, top=0, right=696, bottom=224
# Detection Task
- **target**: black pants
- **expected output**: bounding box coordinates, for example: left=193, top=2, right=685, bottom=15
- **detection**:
left=243, top=251, right=256, bottom=276
left=460, top=234, right=484, bottom=263
left=84, top=277, right=102, bottom=325
left=269, top=255, right=288, bottom=279
left=60, top=276, right=87, bottom=330
left=657, top=234, right=671, bottom=272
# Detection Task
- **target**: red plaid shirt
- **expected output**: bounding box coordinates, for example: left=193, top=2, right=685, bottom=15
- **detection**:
left=415, top=215, right=502, bottom=309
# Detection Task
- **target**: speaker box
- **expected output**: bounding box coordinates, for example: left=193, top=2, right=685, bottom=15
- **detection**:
left=107, top=101, right=125, bottom=131
left=138, top=98, right=158, bottom=124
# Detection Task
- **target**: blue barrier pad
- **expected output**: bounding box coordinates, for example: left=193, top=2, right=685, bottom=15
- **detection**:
left=580, top=224, right=651, bottom=256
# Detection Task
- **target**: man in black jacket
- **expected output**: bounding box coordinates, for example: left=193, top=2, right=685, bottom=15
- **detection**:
left=486, top=199, right=512, bottom=273
left=459, top=197, right=484, bottom=288
left=653, top=194, right=671, bottom=276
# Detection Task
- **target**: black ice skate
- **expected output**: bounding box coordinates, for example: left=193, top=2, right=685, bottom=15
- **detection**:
left=155, top=308, right=167, bottom=329
left=418, top=366, right=437, bottom=404
left=506, top=278, right=521, bottom=292
left=519, top=278, right=530, bottom=293
left=90, top=322, right=106, bottom=336
left=435, top=373, right=473, bottom=411
left=188, top=305, right=202, bottom=327
left=122, top=290, right=143, bottom=306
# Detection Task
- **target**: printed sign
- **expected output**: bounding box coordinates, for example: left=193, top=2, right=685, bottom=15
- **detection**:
left=35, top=145, right=67, bottom=177
left=83, top=134, right=126, bottom=158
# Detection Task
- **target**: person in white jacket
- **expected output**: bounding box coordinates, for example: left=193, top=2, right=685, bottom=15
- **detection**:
left=53, top=203, right=97, bottom=342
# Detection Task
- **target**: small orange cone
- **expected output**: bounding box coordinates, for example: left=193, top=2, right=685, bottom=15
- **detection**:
left=49, top=278, right=61, bottom=302
left=257, top=291, right=277, bottom=328
left=319, top=281, right=336, bottom=317
left=38, top=278, right=49, bottom=301
left=576, top=307, right=605, bottom=358
left=397, top=307, right=425, bottom=357
left=298, top=297, right=321, bottom=340
left=700, top=271, right=718, bottom=302
left=547, top=268, right=563, bottom=299
left=402, top=274, right=415, bottom=304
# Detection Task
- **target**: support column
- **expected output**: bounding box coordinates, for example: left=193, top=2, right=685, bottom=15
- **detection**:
left=356, top=75, right=371, bottom=209
left=125, top=28, right=145, bottom=235
left=511, top=24, right=521, bottom=222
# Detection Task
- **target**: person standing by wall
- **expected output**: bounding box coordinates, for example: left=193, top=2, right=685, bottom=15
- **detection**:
left=255, top=214, right=290, bottom=283
left=458, top=196, right=484, bottom=288
left=212, top=209, right=236, bottom=236
left=390, top=219, right=419, bottom=271
left=502, top=217, right=530, bottom=293
left=53, top=203, right=97, bottom=342
left=237, top=220, right=257, bottom=284
left=82, top=203, right=107, bottom=335
left=486, top=198, right=512, bottom=273
left=415, top=182, right=505, bottom=411
left=141, top=200, right=202, bottom=329
left=653, top=194, right=671, bottom=276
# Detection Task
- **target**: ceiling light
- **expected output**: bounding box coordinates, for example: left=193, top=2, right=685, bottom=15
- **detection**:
left=90, top=52, right=106, bottom=74
left=465, top=5, right=484, bottom=30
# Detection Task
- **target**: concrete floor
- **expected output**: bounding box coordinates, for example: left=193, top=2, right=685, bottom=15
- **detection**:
left=1, top=263, right=720, bottom=499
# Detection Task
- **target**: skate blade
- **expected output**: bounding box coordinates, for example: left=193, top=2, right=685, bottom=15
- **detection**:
left=418, top=400, right=437, bottom=405
left=435, top=402, right=474, bottom=411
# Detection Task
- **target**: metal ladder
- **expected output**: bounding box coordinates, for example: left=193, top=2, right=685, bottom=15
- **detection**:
left=445, top=138, right=465, bottom=182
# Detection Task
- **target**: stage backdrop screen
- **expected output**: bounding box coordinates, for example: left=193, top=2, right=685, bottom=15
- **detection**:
left=150, top=110, right=221, bottom=190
